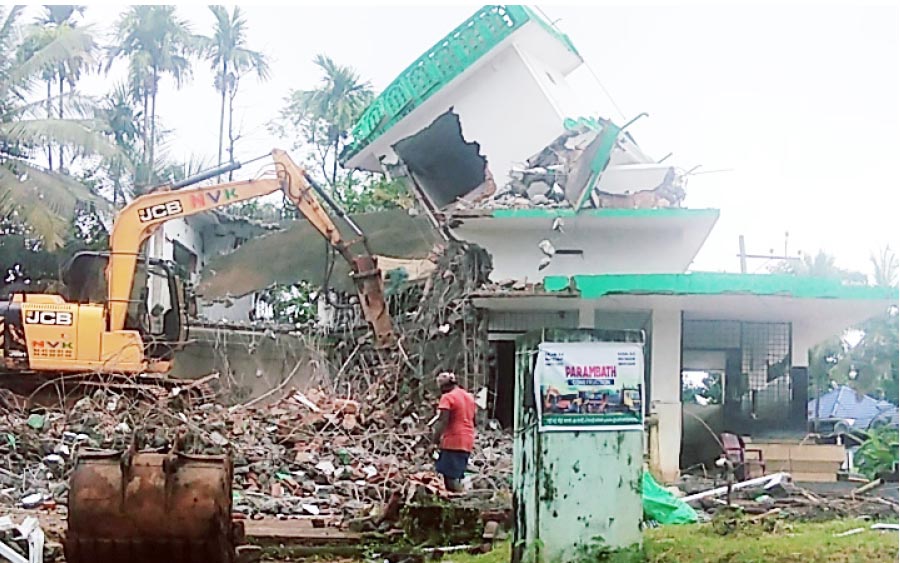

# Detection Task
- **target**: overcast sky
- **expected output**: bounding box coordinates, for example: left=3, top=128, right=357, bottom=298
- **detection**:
left=49, top=3, right=900, bottom=278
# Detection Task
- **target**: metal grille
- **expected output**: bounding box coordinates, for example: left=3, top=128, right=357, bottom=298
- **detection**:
left=682, top=319, right=794, bottom=430
left=741, top=322, right=791, bottom=390
left=682, top=320, right=741, bottom=349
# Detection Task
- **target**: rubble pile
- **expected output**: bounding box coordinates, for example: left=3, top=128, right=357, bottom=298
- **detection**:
left=0, top=383, right=513, bottom=525
left=486, top=124, right=597, bottom=209
left=456, top=121, right=687, bottom=211
left=676, top=473, right=899, bottom=522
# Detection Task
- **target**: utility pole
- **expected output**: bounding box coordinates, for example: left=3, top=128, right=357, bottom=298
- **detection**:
left=739, top=235, right=748, bottom=274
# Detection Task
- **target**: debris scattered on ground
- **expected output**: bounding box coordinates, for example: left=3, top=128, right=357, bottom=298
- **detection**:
left=0, top=514, right=50, bottom=563
left=0, top=381, right=513, bottom=531
left=675, top=471, right=899, bottom=522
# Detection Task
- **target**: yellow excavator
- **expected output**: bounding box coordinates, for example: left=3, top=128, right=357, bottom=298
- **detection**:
left=0, top=148, right=394, bottom=378
left=0, top=149, right=397, bottom=563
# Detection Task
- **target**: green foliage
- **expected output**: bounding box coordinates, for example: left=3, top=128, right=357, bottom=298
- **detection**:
left=769, top=250, right=867, bottom=284
left=774, top=248, right=899, bottom=405
left=270, top=54, right=408, bottom=214
left=0, top=5, right=120, bottom=248
left=223, top=200, right=282, bottom=223
left=106, top=5, right=199, bottom=187
left=645, top=519, right=900, bottom=562
left=855, top=427, right=899, bottom=480
left=1, top=202, right=107, bottom=293
left=263, top=281, right=317, bottom=325
left=337, top=175, right=414, bottom=214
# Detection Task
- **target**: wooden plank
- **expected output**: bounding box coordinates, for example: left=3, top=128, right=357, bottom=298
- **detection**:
left=765, top=460, right=843, bottom=474
left=756, top=443, right=845, bottom=462
left=244, top=519, right=361, bottom=545
left=791, top=472, right=838, bottom=483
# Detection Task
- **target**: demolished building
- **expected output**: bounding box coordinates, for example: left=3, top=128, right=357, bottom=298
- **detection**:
left=336, top=4, right=896, bottom=483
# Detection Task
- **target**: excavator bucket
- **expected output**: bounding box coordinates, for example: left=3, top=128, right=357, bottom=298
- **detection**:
left=65, top=447, right=241, bottom=563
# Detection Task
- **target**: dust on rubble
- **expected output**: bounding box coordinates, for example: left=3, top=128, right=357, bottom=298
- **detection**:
left=0, top=370, right=512, bottom=560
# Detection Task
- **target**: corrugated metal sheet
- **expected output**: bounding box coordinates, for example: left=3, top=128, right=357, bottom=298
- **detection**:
left=809, top=385, right=898, bottom=429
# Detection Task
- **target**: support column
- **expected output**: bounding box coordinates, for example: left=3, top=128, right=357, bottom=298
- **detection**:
left=791, top=322, right=813, bottom=427
left=791, top=322, right=812, bottom=368
left=650, top=308, right=682, bottom=483
left=578, top=303, right=595, bottom=329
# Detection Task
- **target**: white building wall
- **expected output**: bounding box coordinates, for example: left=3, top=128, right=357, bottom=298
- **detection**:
left=199, top=295, right=257, bottom=324
left=515, top=45, right=584, bottom=120
left=790, top=321, right=815, bottom=368
left=196, top=221, right=271, bottom=323
left=146, top=216, right=271, bottom=324
left=368, top=44, right=568, bottom=191
left=454, top=221, right=692, bottom=282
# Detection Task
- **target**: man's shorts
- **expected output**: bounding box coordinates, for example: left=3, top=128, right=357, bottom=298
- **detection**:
left=435, top=449, right=470, bottom=480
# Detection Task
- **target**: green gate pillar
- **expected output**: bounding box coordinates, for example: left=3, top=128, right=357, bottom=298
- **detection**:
left=512, top=329, right=644, bottom=563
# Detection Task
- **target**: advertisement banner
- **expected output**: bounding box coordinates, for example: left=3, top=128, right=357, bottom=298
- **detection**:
left=535, top=341, right=644, bottom=432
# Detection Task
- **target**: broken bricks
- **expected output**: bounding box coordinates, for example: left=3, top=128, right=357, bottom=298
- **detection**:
left=0, top=379, right=513, bottom=533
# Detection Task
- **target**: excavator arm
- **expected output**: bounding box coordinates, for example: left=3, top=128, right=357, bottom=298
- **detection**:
left=270, top=149, right=394, bottom=348
left=106, top=149, right=395, bottom=347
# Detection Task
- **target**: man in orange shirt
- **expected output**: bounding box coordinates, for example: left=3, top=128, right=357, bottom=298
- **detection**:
left=431, top=372, right=476, bottom=492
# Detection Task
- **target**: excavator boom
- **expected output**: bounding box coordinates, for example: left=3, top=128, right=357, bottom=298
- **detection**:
left=104, top=148, right=394, bottom=347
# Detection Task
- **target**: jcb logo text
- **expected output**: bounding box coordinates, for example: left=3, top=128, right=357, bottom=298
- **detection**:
left=138, top=200, right=183, bottom=223
left=25, top=311, right=73, bottom=325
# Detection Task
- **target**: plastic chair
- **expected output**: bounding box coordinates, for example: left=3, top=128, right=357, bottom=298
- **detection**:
left=720, top=432, right=766, bottom=480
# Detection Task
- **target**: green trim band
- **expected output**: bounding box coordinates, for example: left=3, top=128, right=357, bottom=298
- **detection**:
left=341, top=5, right=581, bottom=164
left=542, top=273, right=898, bottom=301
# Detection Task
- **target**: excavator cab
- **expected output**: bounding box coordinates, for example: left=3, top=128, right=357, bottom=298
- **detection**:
left=64, top=251, right=188, bottom=360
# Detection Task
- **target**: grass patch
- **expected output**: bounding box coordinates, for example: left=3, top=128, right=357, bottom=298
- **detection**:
left=419, top=519, right=898, bottom=563
left=644, top=518, right=899, bottom=562
left=436, top=543, right=511, bottom=563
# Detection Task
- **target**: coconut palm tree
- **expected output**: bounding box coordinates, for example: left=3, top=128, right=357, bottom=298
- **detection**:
left=770, top=250, right=868, bottom=284
left=37, top=5, right=92, bottom=172
left=95, top=82, right=143, bottom=205
left=107, top=6, right=197, bottom=189
left=201, top=6, right=269, bottom=175
left=0, top=6, right=120, bottom=248
left=17, top=5, right=94, bottom=172
left=285, top=54, right=373, bottom=187
left=870, top=246, right=898, bottom=288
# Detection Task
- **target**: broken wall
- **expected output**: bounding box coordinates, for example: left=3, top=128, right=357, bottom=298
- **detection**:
left=375, top=45, right=567, bottom=196
left=171, top=326, right=328, bottom=404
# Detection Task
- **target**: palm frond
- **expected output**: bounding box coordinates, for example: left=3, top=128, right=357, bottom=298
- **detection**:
left=0, top=6, right=25, bottom=52
left=0, top=118, right=121, bottom=160
left=0, top=159, right=108, bottom=248
left=14, top=91, right=98, bottom=119
left=8, top=24, right=95, bottom=92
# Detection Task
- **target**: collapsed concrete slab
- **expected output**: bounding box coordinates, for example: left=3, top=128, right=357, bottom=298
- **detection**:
left=196, top=209, right=441, bottom=299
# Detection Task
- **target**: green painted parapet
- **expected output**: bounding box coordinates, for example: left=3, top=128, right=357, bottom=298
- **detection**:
left=341, top=5, right=581, bottom=163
